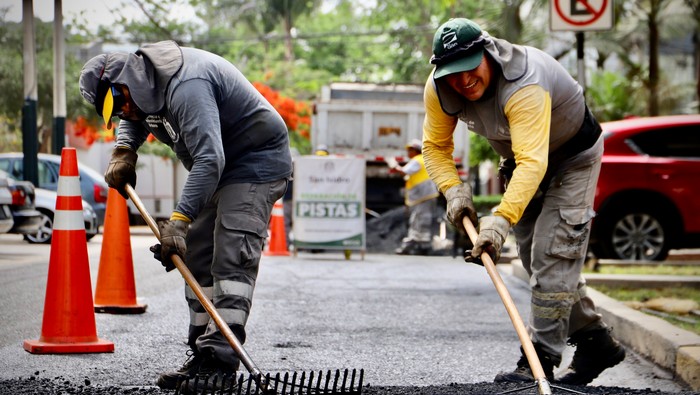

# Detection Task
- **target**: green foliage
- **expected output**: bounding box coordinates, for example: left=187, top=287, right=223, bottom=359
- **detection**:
left=469, top=133, right=499, bottom=167
left=473, top=194, right=502, bottom=214
left=587, top=70, right=646, bottom=121
left=0, top=16, right=96, bottom=152
left=0, top=0, right=697, bottom=156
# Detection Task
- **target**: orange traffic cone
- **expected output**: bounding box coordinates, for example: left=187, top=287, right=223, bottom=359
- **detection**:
left=264, top=198, right=290, bottom=256
left=24, top=147, right=114, bottom=354
left=94, top=188, right=147, bottom=314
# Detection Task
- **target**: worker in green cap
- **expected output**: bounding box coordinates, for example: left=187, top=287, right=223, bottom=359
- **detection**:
left=421, top=18, right=625, bottom=385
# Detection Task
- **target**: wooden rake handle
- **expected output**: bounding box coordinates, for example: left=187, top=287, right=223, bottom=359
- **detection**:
left=462, top=218, right=552, bottom=394
left=125, top=185, right=269, bottom=389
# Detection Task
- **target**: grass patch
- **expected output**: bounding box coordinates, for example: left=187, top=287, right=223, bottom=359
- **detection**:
left=585, top=265, right=700, bottom=276
left=585, top=262, right=700, bottom=334
left=592, top=285, right=700, bottom=335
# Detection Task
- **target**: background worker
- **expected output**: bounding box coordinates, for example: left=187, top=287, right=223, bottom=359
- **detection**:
left=421, top=18, right=625, bottom=385
left=79, top=40, right=292, bottom=392
left=387, top=139, right=440, bottom=255
left=315, top=144, right=330, bottom=156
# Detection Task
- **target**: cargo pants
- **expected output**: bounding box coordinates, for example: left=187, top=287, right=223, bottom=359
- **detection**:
left=183, top=179, right=288, bottom=366
left=511, top=135, right=607, bottom=363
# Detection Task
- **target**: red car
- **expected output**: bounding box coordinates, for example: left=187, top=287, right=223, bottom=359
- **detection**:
left=588, top=114, right=700, bottom=261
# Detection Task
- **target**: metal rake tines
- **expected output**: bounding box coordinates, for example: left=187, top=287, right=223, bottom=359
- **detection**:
left=266, top=368, right=364, bottom=395
left=175, top=369, right=364, bottom=395
left=175, top=372, right=255, bottom=395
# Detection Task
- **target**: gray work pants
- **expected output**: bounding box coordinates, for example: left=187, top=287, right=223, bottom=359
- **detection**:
left=405, top=198, right=437, bottom=243
left=184, top=179, right=288, bottom=365
left=512, top=136, right=606, bottom=363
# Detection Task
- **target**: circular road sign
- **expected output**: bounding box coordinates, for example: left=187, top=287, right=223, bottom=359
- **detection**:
left=550, top=0, right=613, bottom=31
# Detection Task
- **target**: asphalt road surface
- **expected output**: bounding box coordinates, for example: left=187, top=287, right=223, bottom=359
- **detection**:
left=0, top=231, right=695, bottom=394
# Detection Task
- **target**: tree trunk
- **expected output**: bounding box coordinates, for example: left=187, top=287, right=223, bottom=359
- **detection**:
left=283, top=13, right=294, bottom=64
left=647, top=0, right=661, bottom=116
left=695, top=30, right=700, bottom=113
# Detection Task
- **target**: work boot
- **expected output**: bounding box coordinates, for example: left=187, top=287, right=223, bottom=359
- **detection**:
left=395, top=241, right=429, bottom=255
left=494, top=344, right=556, bottom=383
left=179, top=355, right=240, bottom=394
left=156, top=349, right=204, bottom=390
left=557, top=327, right=626, bottom=385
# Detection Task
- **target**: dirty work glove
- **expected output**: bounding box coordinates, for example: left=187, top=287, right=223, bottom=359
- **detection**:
left=470, top=215, right=510, bottom=264
left=463, top=248, right=484, bottom=266
left=444, top=183, right=478, bottom=232
left=158, top=219, right=189, bottom=268
left=150, top=243, right=176, bottom=272
left=104, top=147, right=137, bottom=199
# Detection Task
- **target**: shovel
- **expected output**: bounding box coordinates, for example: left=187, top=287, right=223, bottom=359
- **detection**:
left=125, top=184, right=363, bottom=395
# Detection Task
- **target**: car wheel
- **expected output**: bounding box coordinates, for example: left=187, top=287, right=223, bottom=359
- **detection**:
left=24, top=211, right=53, bottom=244
left=594, top=205, right=671, bottom=261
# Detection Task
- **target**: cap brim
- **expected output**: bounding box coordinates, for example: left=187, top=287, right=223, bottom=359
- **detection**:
left=433, top=49, right=484, bottom=79
left=102, top=88, right=114, bottom=130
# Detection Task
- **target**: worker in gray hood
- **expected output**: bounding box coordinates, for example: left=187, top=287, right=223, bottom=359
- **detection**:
left=79, top=40, right=292, bottom=393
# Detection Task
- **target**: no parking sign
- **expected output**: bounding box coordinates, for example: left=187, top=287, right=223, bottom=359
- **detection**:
left=550, top=0, right=613, bottom=31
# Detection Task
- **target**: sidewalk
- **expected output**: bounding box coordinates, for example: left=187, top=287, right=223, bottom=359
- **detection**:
left=506, top=259, right=700, bottom=391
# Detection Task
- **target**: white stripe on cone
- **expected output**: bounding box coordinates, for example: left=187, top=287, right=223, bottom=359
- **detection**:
left=54, top=174, right=84, bottom=231
left=56, top=176, right=81, bottom=196
left=53, top=210, right=85, bottom=231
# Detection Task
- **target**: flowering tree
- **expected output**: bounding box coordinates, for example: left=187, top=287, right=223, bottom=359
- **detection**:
left=69, top=116, right=114, bottom=149
left=69, top=82, right=312, bottom=155
left=252, top=82, right=312, bottom=154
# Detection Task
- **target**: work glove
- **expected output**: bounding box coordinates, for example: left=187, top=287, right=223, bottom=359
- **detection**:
left=104, top=147, right=137, bottom=199
left=157, top=219, right=189, bottom=271
left=149, top=243, right=176, bottom=272
left=468, top=215, right=510, bottom=264
left=444, top=183, right=478, bottom=232
left=385, top=157, right=399, bottom=170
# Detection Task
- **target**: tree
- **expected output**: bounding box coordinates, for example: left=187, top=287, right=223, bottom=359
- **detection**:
left=0, top=13, right=93, bottom=153
left=683, top=0, right=699, bottom=112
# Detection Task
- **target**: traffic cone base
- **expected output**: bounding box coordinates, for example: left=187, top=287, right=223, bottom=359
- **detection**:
left=265, top=198, right=290, bottom=256
left=24, top=147, right=114, bottom=354
left=94, top=188, right=147, bottom=314
left=95, top=302, right=147, bottom=314
left=23, top=338, right=115, bottom=354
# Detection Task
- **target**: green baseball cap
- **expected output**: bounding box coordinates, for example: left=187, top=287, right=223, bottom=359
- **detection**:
left=431, top=18, right=485, bottom=79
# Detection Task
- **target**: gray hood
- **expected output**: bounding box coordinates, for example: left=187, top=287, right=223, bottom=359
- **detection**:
left=79, top=40, right=184, bottom=115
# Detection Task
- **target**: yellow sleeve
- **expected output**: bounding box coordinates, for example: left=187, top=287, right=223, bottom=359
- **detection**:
left=170, top=211, right=192, bottom=223
left=422, top=71, right=461, bottom=194
left=494, top=85, right=551, bottom=225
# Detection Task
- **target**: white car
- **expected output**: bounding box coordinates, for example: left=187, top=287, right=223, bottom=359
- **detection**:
left=25, top=188, right=99, bottom=244
left=0, top=172, right=14, bottom=234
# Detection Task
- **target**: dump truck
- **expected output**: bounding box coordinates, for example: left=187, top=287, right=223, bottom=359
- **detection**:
left=311, top=82, right=470, bottom=214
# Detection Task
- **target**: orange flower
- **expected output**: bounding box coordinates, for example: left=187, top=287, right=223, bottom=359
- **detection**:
left=253, top=82, right=311, bottom=141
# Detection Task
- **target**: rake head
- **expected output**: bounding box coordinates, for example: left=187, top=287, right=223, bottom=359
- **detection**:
left=176, top=368, right=364, bottom=395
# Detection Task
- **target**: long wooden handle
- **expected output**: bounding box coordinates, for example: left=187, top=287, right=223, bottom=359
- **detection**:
left=463, top=218, right=551, bottom=393
left=125, top=185, right=268, bottom=388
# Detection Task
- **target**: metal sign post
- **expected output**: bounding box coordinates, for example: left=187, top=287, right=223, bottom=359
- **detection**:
left=550, top=0, right=614, bottom=91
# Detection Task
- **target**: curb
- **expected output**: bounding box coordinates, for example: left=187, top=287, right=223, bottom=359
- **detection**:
left=506, top=259, right=700, bottom=391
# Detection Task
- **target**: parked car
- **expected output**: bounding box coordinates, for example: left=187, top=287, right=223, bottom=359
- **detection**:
left=588, top=114, right=700, bottom=261
left=0, top=170, right=43, bottom=236
left=25, top=187, right=99, bottom=244
left=0, top=152, right=109, bottom=227
left=0, top=172, right=15, bottom=234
